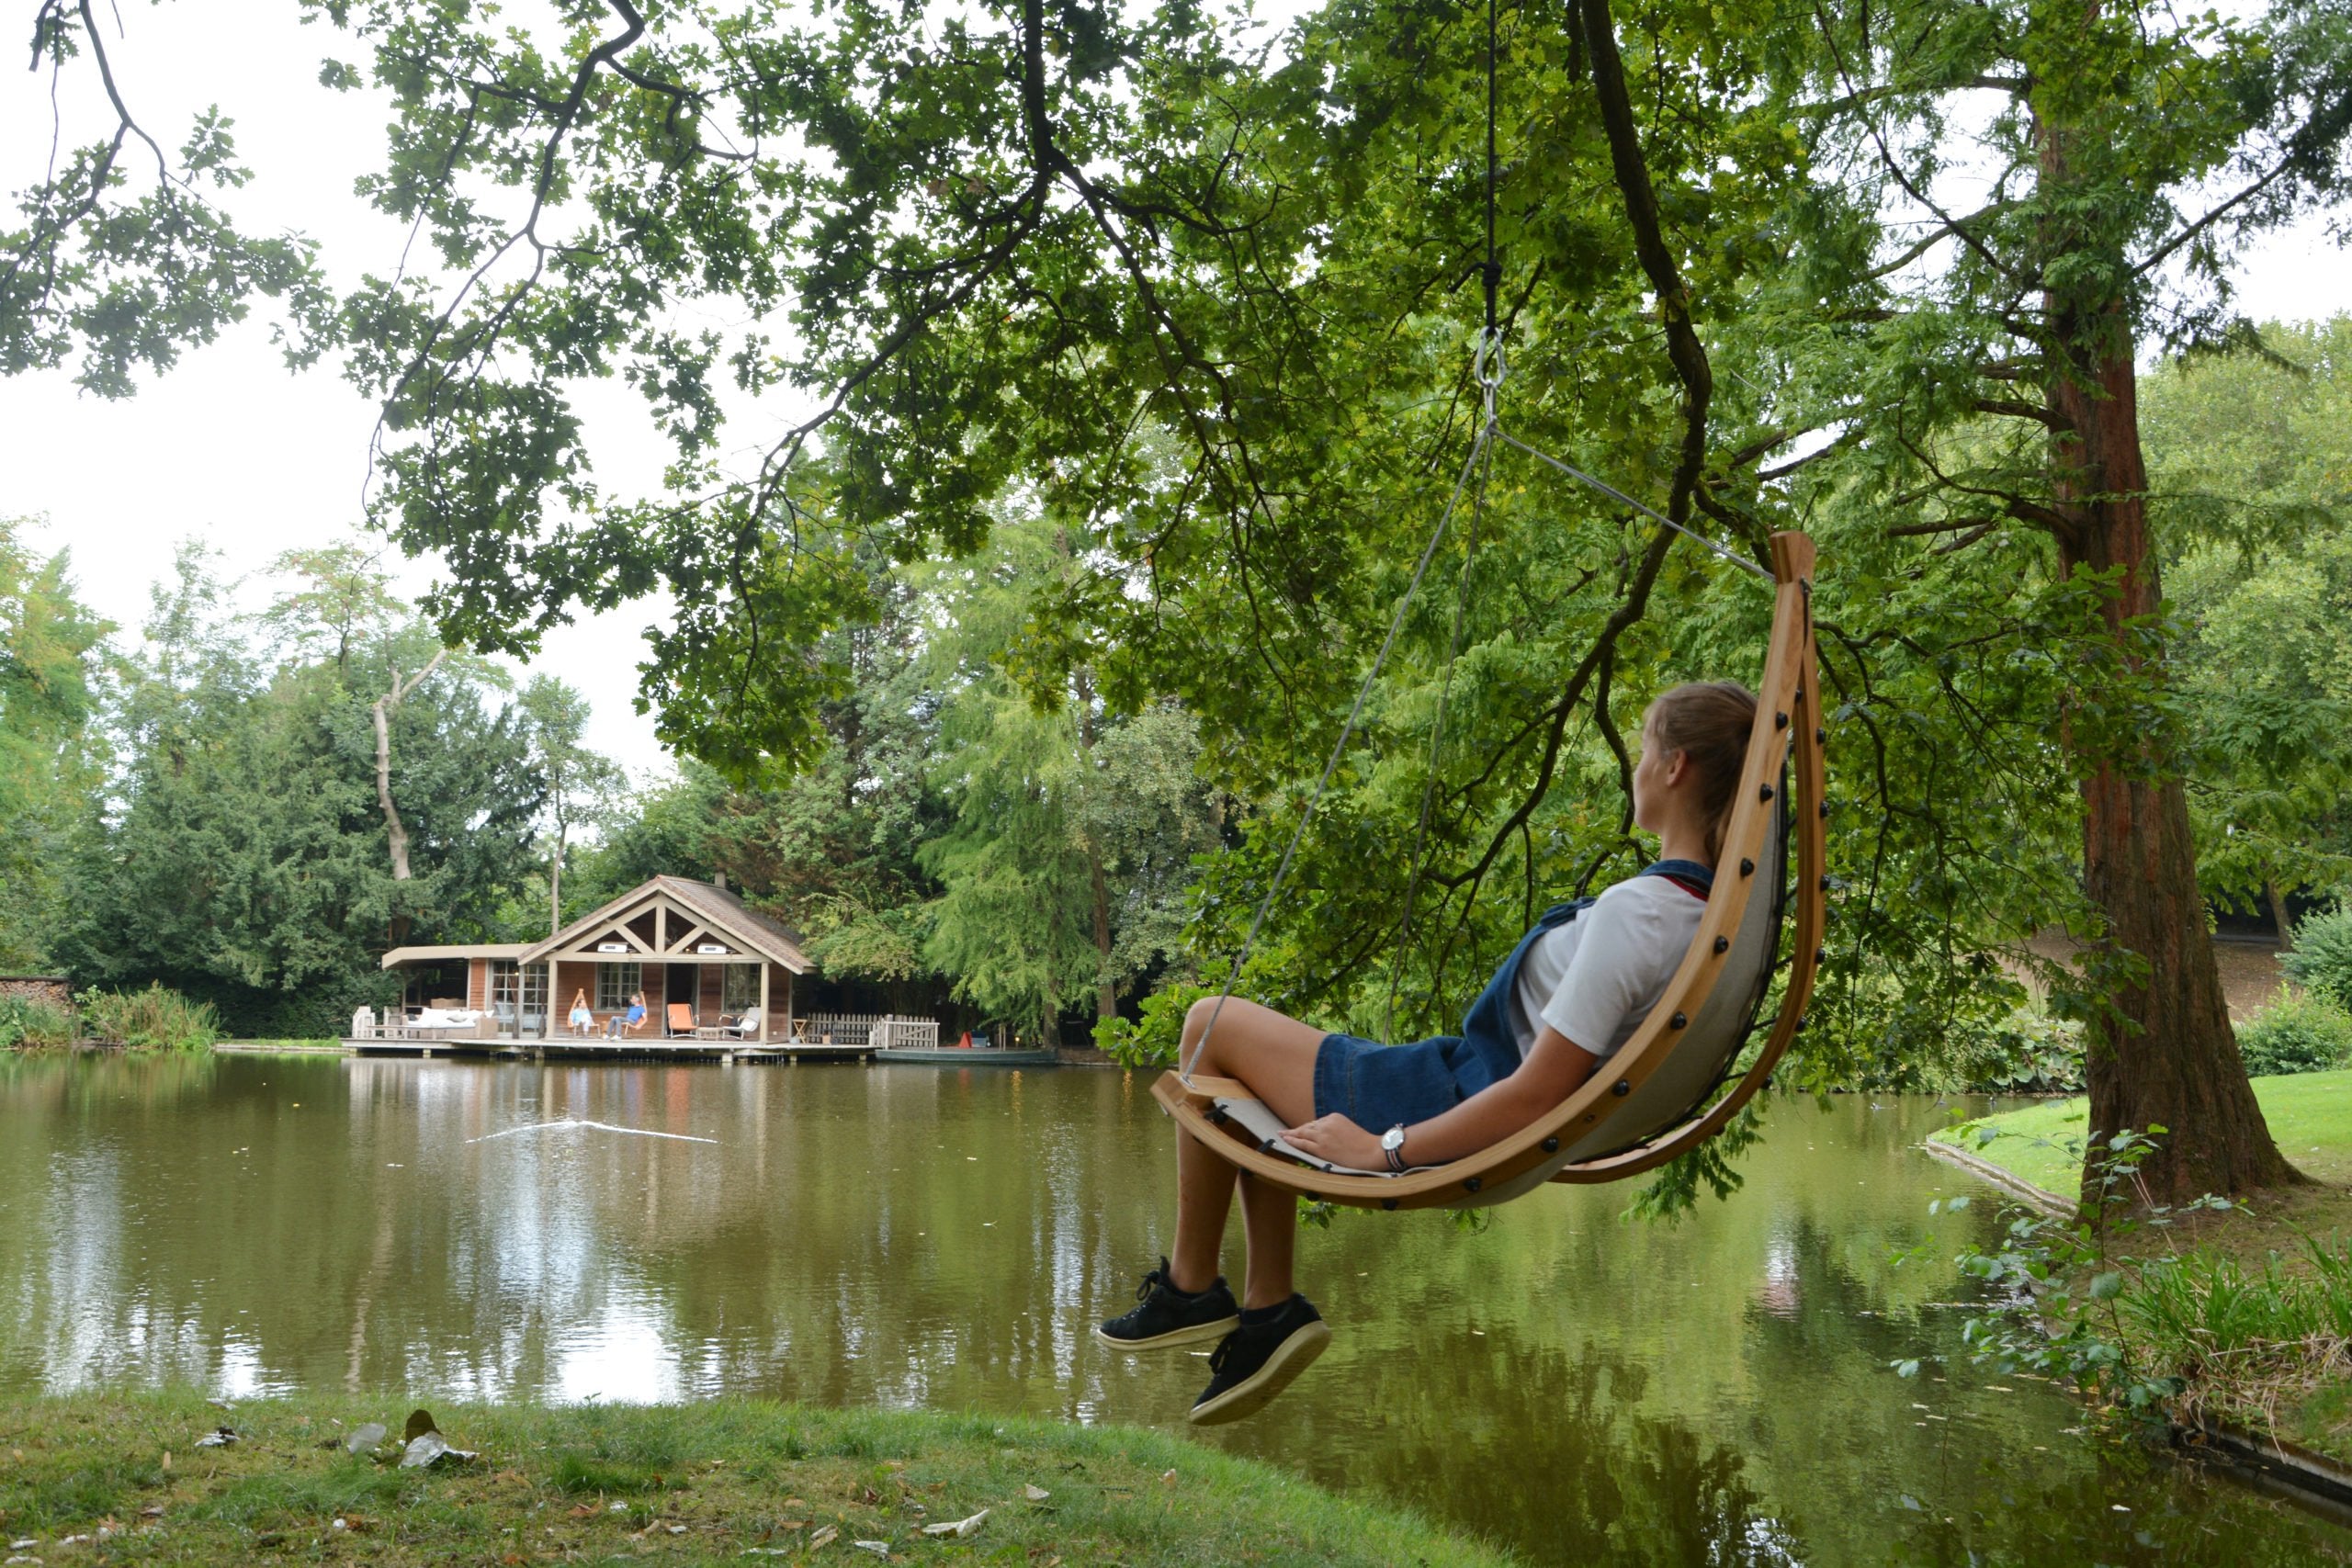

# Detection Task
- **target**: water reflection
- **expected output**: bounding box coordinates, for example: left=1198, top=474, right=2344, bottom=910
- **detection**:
left=0, top=1054, right=2344, bottom=1565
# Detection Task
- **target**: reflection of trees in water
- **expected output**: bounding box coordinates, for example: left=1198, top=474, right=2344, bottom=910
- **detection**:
left=3, top=1064, right=2348, bottom=1565
left=1268, top=1336, right=1802, bottom=1566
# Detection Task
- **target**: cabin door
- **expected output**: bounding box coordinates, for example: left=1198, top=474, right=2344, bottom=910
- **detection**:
left=665, top=964, right=699, bottom=1026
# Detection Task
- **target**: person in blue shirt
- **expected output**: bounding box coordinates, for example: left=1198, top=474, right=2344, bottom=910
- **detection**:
left=605, top=992, right=648, bottom=1040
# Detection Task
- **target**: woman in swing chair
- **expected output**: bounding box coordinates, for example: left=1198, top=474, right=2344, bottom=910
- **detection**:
left=1096, top=679, right=1757, bottom=1425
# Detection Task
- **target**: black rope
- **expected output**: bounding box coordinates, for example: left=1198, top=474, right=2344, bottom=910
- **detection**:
left=1482, top=0, right=1500, bottom=332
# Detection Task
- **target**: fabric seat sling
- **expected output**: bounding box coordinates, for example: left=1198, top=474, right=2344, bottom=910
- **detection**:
left=1150, top=530, right=1826, bottom=1212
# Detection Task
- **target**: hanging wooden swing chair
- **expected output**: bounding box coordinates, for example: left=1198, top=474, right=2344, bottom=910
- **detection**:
left=1147, top=0, right=1828, bottom=1212
left=1151, top=530, right=1825, bottom=1211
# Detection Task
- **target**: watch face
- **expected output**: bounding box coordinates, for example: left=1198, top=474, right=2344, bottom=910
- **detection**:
left=1381, top=1127, right=1405, bottom=1149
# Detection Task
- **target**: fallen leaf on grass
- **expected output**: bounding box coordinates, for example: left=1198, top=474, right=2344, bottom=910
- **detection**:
left=921, top=1508, right=988, bottom=1539
left=139, top=1508, right=162, bottom=1519
left=1022, top=1484, right=1049, bottom=1502
left=808, top=1525, right=839, bottom=1549
left=1160, top=1468, right=1178, bottom=1486
left=850, top=1542, right=890, bottom=1559
left=158, top=1450, right=169, bottom=1472
left=194, top=1427, right=236, bottom=1448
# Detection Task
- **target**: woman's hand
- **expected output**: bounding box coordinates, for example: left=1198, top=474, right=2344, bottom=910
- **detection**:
left=1282, top=1112, right=1385, bottom=1169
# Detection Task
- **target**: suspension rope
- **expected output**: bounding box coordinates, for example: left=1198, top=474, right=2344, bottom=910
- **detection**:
left=1494, top=428, right=1774, bottom=581
left=1381, top=419, right=1488, bottom=1043
left=1175, top=3, right=1770, bottom=1084
left=1482, top=0, right=1500, bottom=333
left=1181, top=416, right=1494, bottom=1083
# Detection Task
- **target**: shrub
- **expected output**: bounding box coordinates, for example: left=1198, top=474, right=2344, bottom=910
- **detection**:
left=0, top=995, right=78, bottom=1049
left=1959, top=1005, right=2086, bottom=1094
left=1094, top=982, right=1210, bottom=1068
left=2234, top=985, right=2352, bottom=1077
left=79, top=983, right=222, bottom=1051
left=2283, top=905, right=2352, bottom=1014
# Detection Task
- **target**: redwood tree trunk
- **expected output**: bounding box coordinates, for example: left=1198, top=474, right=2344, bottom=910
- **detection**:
left=2044, top=302, right=2298, bottom=1205
left=1089, top=852, right=1116, bottom=1025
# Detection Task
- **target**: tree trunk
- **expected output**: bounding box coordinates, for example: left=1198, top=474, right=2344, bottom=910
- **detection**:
left=2267, top=880, right=2294, bottom=950
left=371, top=649, right=445, bottom=948
left=1089, top=851, right=1116, bottom=1023
left=2039, top=227, right=2297, bottom=1205
left=549, top=823, right=566, bottom=940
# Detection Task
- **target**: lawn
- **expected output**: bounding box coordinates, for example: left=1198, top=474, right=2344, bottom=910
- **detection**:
left=1928, top=1068, right=2352, bottom=1203
left=0, top=1393, right=1513, bottom=1567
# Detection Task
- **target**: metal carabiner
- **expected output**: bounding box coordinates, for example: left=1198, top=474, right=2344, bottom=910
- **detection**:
left=1473, top=325, right=1506, bottom=426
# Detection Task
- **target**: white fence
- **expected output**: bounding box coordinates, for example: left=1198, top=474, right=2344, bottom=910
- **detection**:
left=795, top=1012, right=943, bottom=1050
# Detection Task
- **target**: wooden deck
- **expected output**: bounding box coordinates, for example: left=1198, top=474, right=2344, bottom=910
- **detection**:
left=345, top=1035, right=876, bottom=1063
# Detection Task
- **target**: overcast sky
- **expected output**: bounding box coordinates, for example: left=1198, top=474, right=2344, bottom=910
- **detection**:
left=4, top=5, right=2347, bottom=771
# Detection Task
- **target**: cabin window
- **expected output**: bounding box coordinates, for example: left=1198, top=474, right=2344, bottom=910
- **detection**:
left=722, top=964, right=761, bottom=1013
left=596, top=963, right=641, bottom=1012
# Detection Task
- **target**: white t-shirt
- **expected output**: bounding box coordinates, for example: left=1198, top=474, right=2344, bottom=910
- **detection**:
left=1510, top=874, right=1709, bottom=1058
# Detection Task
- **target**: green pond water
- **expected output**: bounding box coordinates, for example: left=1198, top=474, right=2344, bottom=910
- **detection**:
left=0, top=1053, right=2344, bottom=1565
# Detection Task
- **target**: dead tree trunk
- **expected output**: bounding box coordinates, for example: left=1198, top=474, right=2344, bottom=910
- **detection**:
left=371, top=649, right=446, bottom=945
left=2038, top=129, right=2296, bottom=1201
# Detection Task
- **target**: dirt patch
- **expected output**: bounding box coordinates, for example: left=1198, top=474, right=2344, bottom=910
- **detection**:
left=2017, top=931, right=2288, bottom=1022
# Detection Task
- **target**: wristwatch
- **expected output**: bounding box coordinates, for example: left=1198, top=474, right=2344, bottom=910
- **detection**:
left=1380, top=1123, right=1408, bottom=1172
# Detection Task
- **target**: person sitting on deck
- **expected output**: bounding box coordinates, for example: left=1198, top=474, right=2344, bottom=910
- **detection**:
left=1093, top=682, right=1756, bottom=1427
left=568, top=989, right=594, bottom=1037
left=605, top=992, right=649, bottom=1040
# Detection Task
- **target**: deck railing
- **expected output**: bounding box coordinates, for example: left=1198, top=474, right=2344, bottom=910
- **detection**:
left=795, top=1012, right=943, bottom=1050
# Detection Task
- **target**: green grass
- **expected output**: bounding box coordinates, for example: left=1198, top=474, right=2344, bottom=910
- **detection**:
left=1929, top=1072, right=2352, bottom=1466
left=0, top=1392, right=1513, bottom=1566
left=1929, top=1068, right=2352, bottom=1201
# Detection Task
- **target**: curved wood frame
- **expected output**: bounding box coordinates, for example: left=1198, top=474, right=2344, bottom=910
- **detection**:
left=1151, top=530, right=1825, bottom=1209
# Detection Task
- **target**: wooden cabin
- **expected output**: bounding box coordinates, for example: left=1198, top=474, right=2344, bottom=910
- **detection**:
left=378, top=876, right=808, bottom=1043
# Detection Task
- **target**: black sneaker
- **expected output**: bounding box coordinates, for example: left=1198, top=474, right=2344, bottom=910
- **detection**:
left=1188, top=1295, right=1331, bottom=1426
left=1093, top=1258, right=1240, bottom=1349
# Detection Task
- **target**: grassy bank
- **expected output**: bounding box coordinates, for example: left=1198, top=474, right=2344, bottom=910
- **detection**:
left=1928, top=1069, right=2352, bottom=1202
left=0, top=1393, right=1511, bottom=1566
left=1928, top=1073, right=2352, bottom=1468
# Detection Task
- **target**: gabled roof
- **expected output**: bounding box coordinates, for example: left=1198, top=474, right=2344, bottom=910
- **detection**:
left=518, top=875, right=810, bottom=973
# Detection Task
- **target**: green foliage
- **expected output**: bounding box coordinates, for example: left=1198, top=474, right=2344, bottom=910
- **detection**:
left=0, top=517, right=110, bottom=971
left=1956, top=1006, right=2089, bottom=1095
left=0, top=995, right=77, bottom=1049
left=2234, top=986, right=2352, bottom=1077
left=1096, top=982, right=1212, bottom=1068
left=1917, top=1126, right=2231, bottom=1412
left=55, top=543, right=546, bottom=1036
left=1627, top=1098, right=1770, bottom=1223
left=2147, top=321, right=2352, bottom=921
left=2283, top=904, right=2352, bottom=1013
left=78, top=983, right=221, bottom=1051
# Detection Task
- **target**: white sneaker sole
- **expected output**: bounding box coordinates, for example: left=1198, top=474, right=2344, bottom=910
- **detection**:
left=1186, top=1320, right=1332, bottom=1426
left=1092, top=1314, right=1239, bottom=1351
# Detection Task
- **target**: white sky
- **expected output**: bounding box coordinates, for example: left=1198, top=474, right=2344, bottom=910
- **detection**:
left=3, top=5, right=2346, bottom=769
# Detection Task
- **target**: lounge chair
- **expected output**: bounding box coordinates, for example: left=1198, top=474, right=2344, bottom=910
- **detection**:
left=662, top=1001, right=695, bottom=1037
left=709, top=1010, right=761, bottom=1042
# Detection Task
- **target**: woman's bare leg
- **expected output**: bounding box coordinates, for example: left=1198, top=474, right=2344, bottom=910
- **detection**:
left=1168, top=997, right=1325, bottom=1308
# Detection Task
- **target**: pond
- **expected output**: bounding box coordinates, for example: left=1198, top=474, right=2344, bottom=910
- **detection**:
left=1, top=1053, right=2344, bottom=1565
